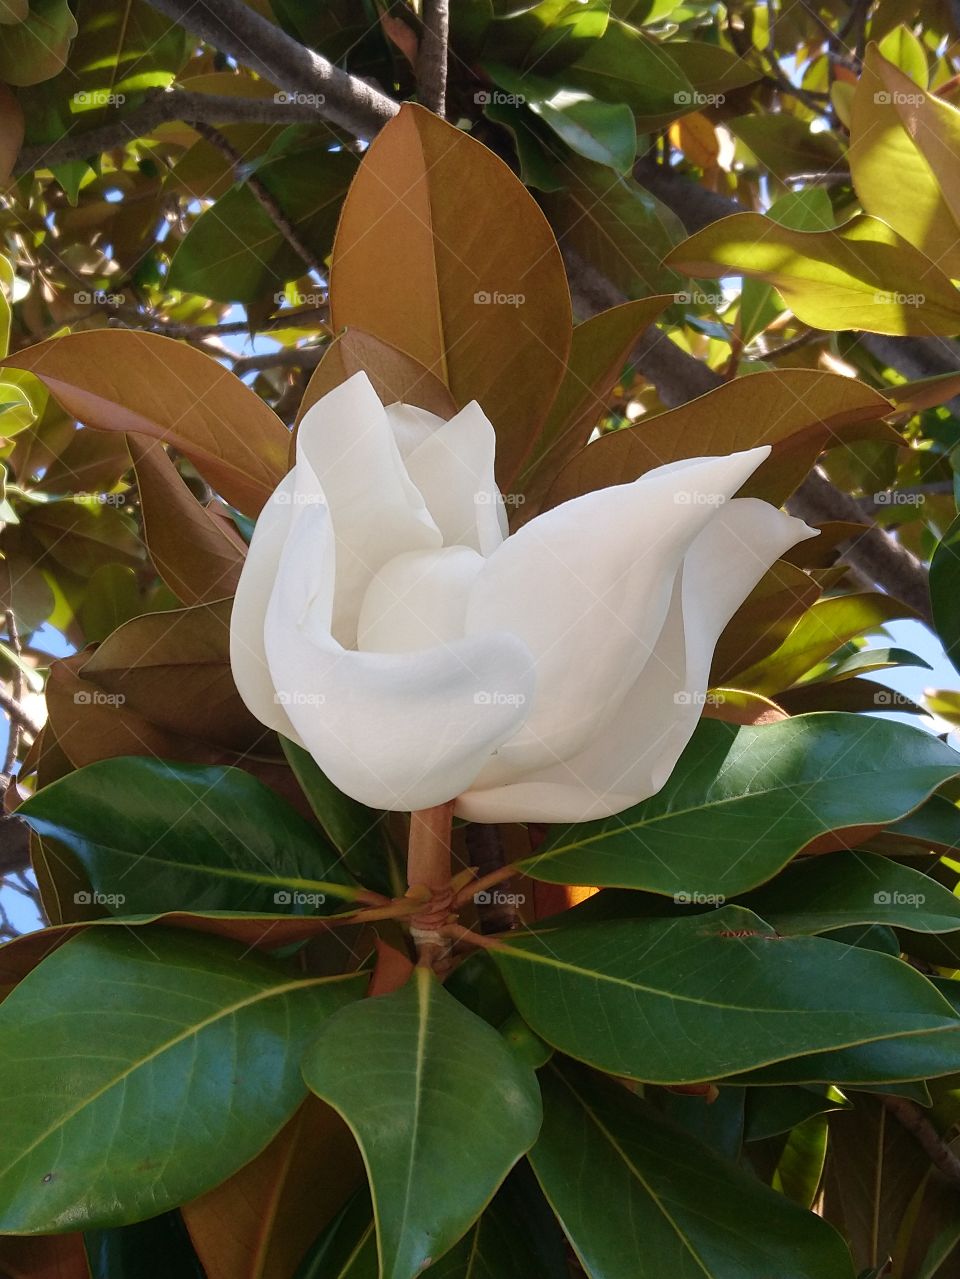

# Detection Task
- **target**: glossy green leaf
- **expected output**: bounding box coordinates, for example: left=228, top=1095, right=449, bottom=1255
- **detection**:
left=169, top=142, right=355, bottom=303
left=666, top=212, right=960, bottom=336
left=564, top=19, right=693, bottom=125
left=491, top=906, right=959, bottom=1083
left=737, top=852, right=960, bottom=935
left=302, top=968, right=542, bottom=1279
left=19, top=756, right=359, bottom=915
left=485, top=63, right=636, bottom=172
left=0, top=0, right=77, bottom=86
left=520, top=714, right=960, bottom=899
left=530, top=1062, right=855, bottom=1278
left=0, top=928, right=363, bottom=1231
left=734, top=978, right=960, bottom=1087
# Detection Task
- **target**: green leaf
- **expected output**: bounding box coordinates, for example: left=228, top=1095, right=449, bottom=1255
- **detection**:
left=281, top=736, right=395, bottom=897
left=530, top=1062, right=855, bottom=1278
left=734, top=977, right=960, bottom=1087
left=724, top=592, right=915, bottom=693
left=485, top=63, right=636, bottom=172
left=169, top=142, right=356, bottom=303
left=665, top=212, right=960, bottom=336
left=520, top=714, right=960, bottom=899
left=543, top=158, right=685, bottom=303
left=730, top=112, right=845, bottom=183
left=302, top=968, right=543, bottom=1279
left=564, top=19, right=693, bottom=125
left=491, top=906, right=959, bottom=1084
left=19, top=756, right=360, bottom=915
left=79, top=563, right=140, bottom=643
left=0, top=0, right=77, bottom=86
left=931, top=511, right=960, bottom=677
left=736, top=851, right=960, bottom=935
left=0, top=928, right=363, bottom=1231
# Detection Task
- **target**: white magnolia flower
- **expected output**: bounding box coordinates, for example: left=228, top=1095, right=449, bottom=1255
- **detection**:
left=230, top=372, right=815, bottom=822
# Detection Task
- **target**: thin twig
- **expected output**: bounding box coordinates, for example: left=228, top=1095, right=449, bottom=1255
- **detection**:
left=2, top=611, right=23, bottom=782
left=0, top=688, right=41, bottom=740
left=882, top=1094, right=960, bottom=1183
left=191, top=121, right=323, bottom=276
left=418, top=0, right=450, bottom=118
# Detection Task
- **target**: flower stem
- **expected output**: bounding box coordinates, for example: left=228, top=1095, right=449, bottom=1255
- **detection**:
left=406, top=800, right=456, bottom=970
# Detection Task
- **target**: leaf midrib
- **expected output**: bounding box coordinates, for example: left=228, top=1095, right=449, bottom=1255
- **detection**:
left=0, top=971, right=351, bottom=1181
left=24, top=818, right=356, bottom=900
left=529, top=760, right=953, bottom=863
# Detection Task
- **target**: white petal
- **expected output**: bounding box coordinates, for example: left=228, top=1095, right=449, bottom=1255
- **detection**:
left=297, top=373, right=440, bottom=646
left=457, top=498, right=815, bottom=823
left=387, top=400, right=506, bottom=555
left=229, top=473, right=303, bottom=744
left=357, top=545, right=485, bottom=653
left=264, top=502, right=536, bottom=812
left=464, top=448, right=772, bottom=785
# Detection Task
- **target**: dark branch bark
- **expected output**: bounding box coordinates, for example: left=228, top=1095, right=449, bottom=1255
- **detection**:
left=144, top=0, right=398, bottom=139
left=417, top=0, right=450, bottom=118
left=16, top=90, right=324, bottom=176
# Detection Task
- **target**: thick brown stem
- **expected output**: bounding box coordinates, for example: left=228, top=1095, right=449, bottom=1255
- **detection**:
left=407, top=801, right=456, bottom=969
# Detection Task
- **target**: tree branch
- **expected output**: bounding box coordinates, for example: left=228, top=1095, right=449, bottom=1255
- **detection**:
left=15, top=90, right=323, bottom=176
left=417, top=0, right=450, bottom=118
left=144, top=0, right=398, bottom=139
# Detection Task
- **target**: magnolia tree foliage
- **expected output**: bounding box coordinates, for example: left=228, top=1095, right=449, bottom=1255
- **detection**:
left=5, top=2, right=960, bottom=1278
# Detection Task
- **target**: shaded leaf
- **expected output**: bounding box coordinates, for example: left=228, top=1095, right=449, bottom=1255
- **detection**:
left=531, top=1062, right=854, bottom=1278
